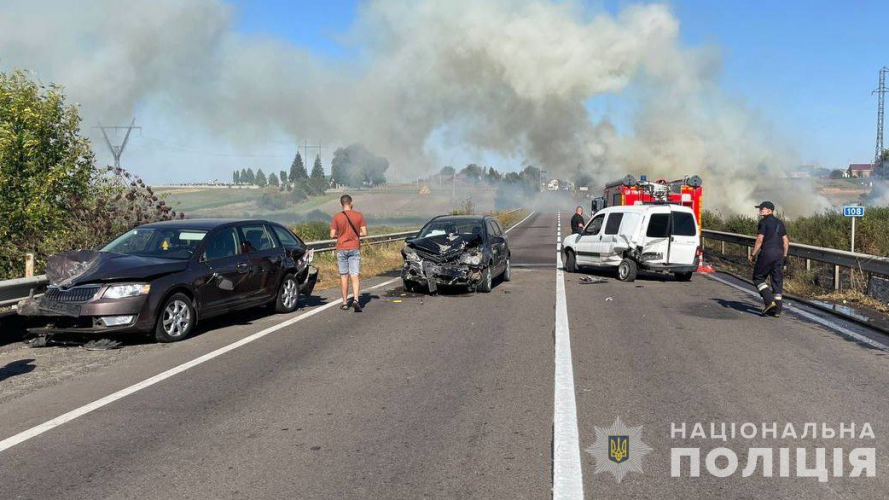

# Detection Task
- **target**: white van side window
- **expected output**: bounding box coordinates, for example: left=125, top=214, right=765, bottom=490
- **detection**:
left=646, top=214, right=671, bottom=238
left=673, top=213, right=697, bottom=236
left=584, top=214, right=605, bottom=235
left=604, top=213, right=623, bottom=235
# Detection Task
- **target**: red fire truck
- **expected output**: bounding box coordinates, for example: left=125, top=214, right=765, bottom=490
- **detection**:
left=591, top=174, right=703, bottom=227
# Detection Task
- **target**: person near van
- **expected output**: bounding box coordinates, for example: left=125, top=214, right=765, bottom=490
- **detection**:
left=571, top=206, right=585, bottom=234
left=330, top=194, right=368, bottom=311
left=749, top=201, right=789, bottom=316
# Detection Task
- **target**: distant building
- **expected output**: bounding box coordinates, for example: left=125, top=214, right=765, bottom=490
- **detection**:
left=847, top=163, right=874, bottom=178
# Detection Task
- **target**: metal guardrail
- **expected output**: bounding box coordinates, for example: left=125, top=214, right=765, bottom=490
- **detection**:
left=306, top=230, right=418, bottom=253
left=0, top=209, right=525, bottom=310
left=0, top=276, right=49, bottom=308
left=701, top=229, right=889, bottom=289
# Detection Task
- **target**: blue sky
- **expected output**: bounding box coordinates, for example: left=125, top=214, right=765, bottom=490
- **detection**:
left=231, top=0, right=888, bottom=169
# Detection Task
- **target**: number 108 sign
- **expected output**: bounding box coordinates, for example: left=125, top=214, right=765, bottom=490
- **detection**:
left=843, top=206, right=865, bottom=217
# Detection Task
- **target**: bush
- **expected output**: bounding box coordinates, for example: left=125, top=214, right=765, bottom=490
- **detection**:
left=258, top=189, right=288, bottom=211
left=0, top=70, right=183, bottom=279
left=703, top=208, right=889, bottom=257
left=290, top=221, right=330, bottom=242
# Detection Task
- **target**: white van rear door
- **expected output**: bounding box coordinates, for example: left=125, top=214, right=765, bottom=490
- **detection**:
left=668, top=209, right=699, bottom=266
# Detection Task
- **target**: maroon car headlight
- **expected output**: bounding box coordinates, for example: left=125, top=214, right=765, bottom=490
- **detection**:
left=102, top=284, right=151, bottom=299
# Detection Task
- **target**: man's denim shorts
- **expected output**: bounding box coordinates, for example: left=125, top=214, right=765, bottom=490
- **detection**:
left=336, top=249, right=361, bottom=275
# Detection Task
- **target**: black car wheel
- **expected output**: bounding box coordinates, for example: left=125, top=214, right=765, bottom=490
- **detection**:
left=403, top=279, right=418, bottom=293
left=477, top=265, right=493, bottom=293
left=501, top=257, right=511, bottom=282
left=274, top=274, right=300, bottom=313
left=565, top=250, right=577, bottom=273
left=617, top=258, right=638, bottom=282
left=155, top=293, right=196, bottom=343
left=674, top=271, right=693, bottom=282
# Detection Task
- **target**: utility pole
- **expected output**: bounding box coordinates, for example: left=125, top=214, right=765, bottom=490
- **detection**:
left=94, top=118, right=141, bottom=171
left=873, top=67, right=888, bottom=168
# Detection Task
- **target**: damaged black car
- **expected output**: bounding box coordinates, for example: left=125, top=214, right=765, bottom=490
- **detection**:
left=402, top=215, right=510, bottom=294
left=18, top=219, right=318, bottom=342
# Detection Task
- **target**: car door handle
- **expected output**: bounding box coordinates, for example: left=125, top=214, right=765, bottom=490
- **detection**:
left=236, top=262, right=249, bottom=273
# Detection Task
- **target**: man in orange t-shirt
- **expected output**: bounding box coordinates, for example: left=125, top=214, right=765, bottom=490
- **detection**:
left=329, top=194, right=367, bottom=311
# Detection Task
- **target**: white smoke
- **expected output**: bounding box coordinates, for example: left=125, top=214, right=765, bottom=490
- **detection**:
left=0, top=0, right=818, bottom=214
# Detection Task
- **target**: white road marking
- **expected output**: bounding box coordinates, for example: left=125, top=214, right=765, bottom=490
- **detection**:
left=706, top=273, right=889, bottom=351
left=0, top=277, right=401, bottom=454
left=506, top=210, right=536, bottom=234
left=553, top=212, right=584, bottom=499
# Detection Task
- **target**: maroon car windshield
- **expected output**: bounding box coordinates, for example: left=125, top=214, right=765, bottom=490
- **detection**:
left=101, top=228, right=207, bottom=260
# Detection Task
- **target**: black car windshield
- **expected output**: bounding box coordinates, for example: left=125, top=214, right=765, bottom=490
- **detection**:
left=101, top=228, right=207, bottom=260
left=418, top=220, right=484, bottom=239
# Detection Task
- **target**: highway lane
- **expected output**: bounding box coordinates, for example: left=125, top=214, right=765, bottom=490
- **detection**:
left=2, top=211, right=889, bottom=499
left=564, top=228, right=889, bottom=498
left=0, top=213, right=557, bottom=500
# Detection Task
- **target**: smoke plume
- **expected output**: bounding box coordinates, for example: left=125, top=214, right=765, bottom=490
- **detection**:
left=0, top=0, right=818, bottom=214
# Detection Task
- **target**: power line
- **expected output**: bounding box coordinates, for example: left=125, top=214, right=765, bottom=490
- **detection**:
left=135, top=136, right=291, bottom=158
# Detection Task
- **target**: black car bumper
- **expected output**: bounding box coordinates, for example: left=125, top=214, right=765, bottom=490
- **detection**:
left=19, top=294, right=155, bottom=335
left=402, top=260, right=483, bottom=291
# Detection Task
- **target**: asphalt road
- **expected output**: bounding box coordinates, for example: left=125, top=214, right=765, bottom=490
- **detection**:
left=1, top=212, right=888, bottom=499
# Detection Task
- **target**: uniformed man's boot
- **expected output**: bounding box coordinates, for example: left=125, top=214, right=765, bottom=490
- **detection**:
left=756, top=283, right=776, bottom=316
left=774, top=295, right=783, bottom=318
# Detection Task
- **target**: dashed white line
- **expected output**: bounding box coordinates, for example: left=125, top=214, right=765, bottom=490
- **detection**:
left=706, top=273, right=889, bottom=351
left=0, top=277, right=401, bottom=454
left=553, top=212, right=584, bottom=499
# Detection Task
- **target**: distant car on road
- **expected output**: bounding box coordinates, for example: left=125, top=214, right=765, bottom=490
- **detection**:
left=401, top=215, right=510, bottom=294
left=562, top=205, right=700, bottom=282
left=19, top=219, right=318, bottom=342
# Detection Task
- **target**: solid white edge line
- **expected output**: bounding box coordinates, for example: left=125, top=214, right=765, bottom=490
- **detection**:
left=505, top=210, right=536, bottom=234
left=553, top=212, right=584, bottom=499
left=0, top=277, right=402, bottom=454
left=705, top=273, right=889, bottom=351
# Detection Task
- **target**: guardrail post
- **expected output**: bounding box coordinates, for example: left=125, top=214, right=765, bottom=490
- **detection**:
left=747, top=246, right=752, bottom=260
left=721, top=241, right=725, bottom=254
left=834, top=265, right=841, bottom=291
left=805, top=259, right=811, bottom=272
left=24, top=253, right=34, bottom=278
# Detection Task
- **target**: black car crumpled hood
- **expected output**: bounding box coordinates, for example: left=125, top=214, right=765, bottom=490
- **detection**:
left=47, top=250, right=188, bottom=287
left=405, top=233, right=482, bottom=263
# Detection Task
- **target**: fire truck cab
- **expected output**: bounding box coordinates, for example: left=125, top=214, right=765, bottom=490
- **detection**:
left=591, top=174, right=703, bottom=228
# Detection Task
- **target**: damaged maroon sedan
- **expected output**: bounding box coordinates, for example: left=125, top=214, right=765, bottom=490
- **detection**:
left=18, top=219, right=318, bottom=342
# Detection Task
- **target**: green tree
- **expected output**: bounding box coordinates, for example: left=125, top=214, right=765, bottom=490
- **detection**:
left=485, top=166, right=502, bottom=184
left=255, top=168, right=268, bottom=187
left=829, top=169, right=846, bottom=179
left=245, top=168, right=255, bottom=184
left=331, top=143, right=389, bottom=186
left=0, top=70, right=95, bottom=278
left=233, top=170, right=240, bottom=184
left=461, top=163, right=483, bottom=183
left=440, top=166, right=456, bottom=176
left=290, top=151, right=308, bottom=181
left=240, top=168, right=248, bottom=184
left=279, top=170, right=288, bottom=185
left=311, top=154, right=325, bottom=180
left=268, top=172, right=279, bottom=187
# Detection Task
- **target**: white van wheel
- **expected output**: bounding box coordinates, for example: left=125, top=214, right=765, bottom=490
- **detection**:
left=617, top=258, right=637, bottom=282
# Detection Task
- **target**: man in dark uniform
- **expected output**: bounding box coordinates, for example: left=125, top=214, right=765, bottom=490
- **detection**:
left=570, top=206, right=585, bottom=234
left=749, top=201, right=790, bottom=316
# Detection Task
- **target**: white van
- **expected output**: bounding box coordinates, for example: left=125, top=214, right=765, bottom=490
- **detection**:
left=562, top=204, right=700, bottom=282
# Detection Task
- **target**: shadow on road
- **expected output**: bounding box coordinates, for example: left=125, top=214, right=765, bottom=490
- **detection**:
left=0, top=358, right=36, bottom=382
left=714, top=298, right=761, bottom=316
